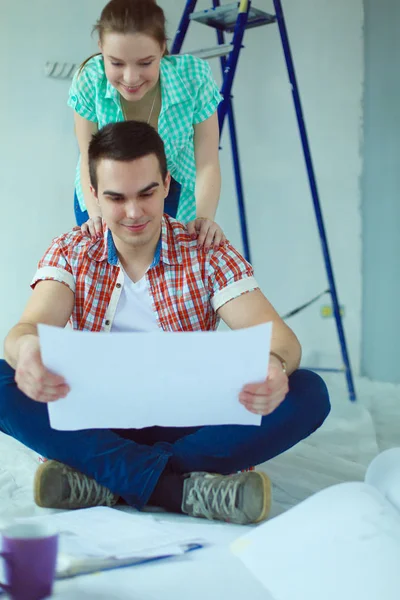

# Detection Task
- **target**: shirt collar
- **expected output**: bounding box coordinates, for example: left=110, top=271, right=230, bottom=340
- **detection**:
left=87, top=216, right=182, bottom=267
left=159, top=215, right=183, bottom=265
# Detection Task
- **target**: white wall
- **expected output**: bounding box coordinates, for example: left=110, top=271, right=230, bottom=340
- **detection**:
left=0, top=0, right=364, bottom=373
left=0, top=0, right=102, bottom=344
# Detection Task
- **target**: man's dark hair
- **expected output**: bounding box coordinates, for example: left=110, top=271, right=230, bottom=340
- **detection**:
left=88, top=121, right=168, bottom=192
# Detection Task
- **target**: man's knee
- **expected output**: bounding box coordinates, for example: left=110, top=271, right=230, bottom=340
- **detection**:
left=289, top=368, right=331, bottom=431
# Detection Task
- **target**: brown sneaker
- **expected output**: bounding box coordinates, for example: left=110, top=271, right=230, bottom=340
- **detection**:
left=34, top=460, right=119, bottom=510
left=182, top=471, right=271, bottom=525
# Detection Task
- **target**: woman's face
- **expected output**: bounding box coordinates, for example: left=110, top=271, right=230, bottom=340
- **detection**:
left=100, top=32, right=164, bottom=102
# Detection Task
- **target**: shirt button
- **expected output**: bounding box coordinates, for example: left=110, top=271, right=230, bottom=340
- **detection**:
left=116, top=283, right=121, bottom=289
left=105, top=320, right=110, bottom=326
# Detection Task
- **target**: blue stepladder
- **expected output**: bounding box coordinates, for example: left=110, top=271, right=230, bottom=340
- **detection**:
left=172, top=1, right=356, bottom=402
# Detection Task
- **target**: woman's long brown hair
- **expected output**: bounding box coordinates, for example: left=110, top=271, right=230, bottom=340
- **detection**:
left=78, top=0, right=168, bottom=75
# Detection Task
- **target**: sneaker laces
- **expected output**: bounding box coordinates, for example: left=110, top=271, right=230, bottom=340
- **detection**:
left=186, top=476, right=241, bottom=521
left=67, top=469, right=115, bottom=507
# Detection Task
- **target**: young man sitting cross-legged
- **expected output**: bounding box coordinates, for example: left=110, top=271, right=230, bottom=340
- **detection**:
left=1, top=121, right=330, bottom=525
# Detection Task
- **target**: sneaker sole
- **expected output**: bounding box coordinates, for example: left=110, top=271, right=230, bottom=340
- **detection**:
left=252, top=471, right=272, bottom=523
left=33, top=459, right=58, bottom=507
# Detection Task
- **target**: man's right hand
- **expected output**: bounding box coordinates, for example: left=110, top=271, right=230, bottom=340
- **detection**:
left=15, top=335, right=70, bottom=403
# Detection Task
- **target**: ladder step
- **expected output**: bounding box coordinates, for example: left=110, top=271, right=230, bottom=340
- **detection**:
left=190, top=2, right=276, bottom=33
left=189, top=43, right=234, bottom=60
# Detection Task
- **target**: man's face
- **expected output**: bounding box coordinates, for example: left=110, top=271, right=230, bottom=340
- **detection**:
left=92, top=155, right=170, bottom=251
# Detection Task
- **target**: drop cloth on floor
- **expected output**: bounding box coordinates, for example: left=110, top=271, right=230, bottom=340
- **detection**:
left=0, top=373, right=398, bottom=598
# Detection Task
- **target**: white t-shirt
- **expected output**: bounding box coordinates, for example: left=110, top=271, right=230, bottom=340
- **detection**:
left=111, top=268, right=160, bottom=333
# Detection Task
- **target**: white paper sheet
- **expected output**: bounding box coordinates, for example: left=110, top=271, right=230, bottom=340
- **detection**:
left=17, top=507, right=201, bottom=561
left=38, top=323, right=271, bottom=430
left=231, top=482, right=400, bottom=600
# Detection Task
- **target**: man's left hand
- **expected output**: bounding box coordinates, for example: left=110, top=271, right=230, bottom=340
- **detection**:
left=239, top=354, right=289, bottom=416
left=186, top=218, right=226, bottom=251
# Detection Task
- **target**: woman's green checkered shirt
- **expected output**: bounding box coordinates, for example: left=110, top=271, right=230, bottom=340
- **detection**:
left=68, top=54, right=222, bottom=223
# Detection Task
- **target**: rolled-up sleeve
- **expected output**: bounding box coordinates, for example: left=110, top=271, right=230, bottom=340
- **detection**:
left=31, top=240, right=75, bottom=293
left=208, top=242, right=259, bottom=311
left=67, top=64, right=98, bottom=123
left=193, top=60, right=222, bottom=124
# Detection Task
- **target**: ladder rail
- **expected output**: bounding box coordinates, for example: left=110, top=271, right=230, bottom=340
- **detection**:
left=227, top=101, right=252, bottom=262
left=272, top=0, right=356, bottom=400
left=213, top=0, right=252, bottom=262
left=171, top=0, right=198, bottom=55
left=218, top=2, right=251, bottom=131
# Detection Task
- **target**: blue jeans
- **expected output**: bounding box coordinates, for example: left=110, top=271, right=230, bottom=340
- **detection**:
left=0, top=360, right=330, bottom=509
left=74, top=178, right=182, bottom=226
left=74, top=191, right=88, bottom=226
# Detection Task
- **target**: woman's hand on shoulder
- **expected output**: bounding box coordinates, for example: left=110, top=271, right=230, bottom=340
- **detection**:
left=81, top=216, right=103, bottom=238
left=186, top=218, right=226, bottom=251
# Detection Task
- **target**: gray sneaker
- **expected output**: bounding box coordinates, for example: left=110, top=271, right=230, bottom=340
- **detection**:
left=34, top=460, right=119, bottom=510
left=182, top=471, right=271, bottom=525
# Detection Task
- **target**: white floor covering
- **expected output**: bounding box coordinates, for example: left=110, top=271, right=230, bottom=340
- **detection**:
left=0, top=372, right=399, bottom=598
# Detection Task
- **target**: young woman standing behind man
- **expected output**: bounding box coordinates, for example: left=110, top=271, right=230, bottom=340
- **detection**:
left=69, top=0, right=226, bottom=250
